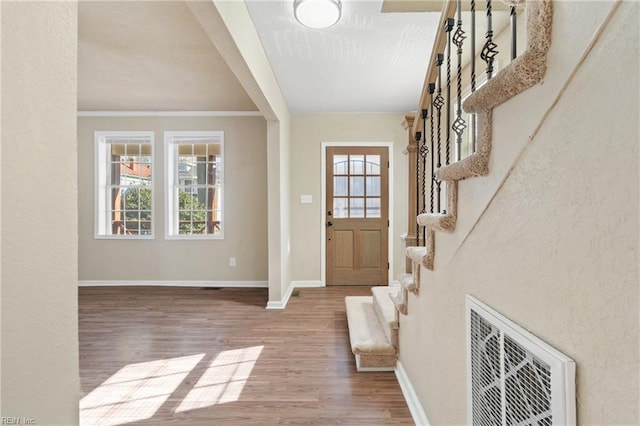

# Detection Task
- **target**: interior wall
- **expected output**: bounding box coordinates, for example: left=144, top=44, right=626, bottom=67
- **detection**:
left=191, top=0, right=292, bottom=303
left=290, top=113, right=409, bottom=283
left=399, top=1, right=639, bottom=424
left=1, top=2, right=80, bottom=423
left=78, top=116, right=268, bottom=283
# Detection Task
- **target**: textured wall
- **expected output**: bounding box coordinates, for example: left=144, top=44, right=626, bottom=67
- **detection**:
left=399, top=1, right=639, bottom=424
left=78, top=116, right=268, bottom=282
left=290, top=113, right=409, bottom=283
left=1, top=2, right=80, bottom=424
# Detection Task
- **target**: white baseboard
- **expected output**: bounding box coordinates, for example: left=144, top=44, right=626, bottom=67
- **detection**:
left=290, top=280, right=324, bottom=288
left=265, top=280, right=324, bottom=310
left=395, top=361, right=430, bottom=426
left=79, top=280, right=268, bottom=288
left=266, top=282, right=294, bottom=310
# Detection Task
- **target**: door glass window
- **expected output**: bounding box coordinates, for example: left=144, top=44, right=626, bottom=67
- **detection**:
left=332, top=153, right=382, bottom=218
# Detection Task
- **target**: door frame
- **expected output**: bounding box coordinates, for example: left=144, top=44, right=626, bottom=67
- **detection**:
left=321, top=142, right=395, bottom=286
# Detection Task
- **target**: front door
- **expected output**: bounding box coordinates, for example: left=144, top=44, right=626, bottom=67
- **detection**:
left=326, top=146, right=389, bottom=286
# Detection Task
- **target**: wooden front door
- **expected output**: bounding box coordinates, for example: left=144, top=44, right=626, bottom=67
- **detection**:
left=326, top=147, right=389, bottom=286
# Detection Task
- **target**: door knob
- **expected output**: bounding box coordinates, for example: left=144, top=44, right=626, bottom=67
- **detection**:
left=327, top=221, right=333, bottom=227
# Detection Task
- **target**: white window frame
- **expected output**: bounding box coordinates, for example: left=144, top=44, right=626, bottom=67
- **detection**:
left=164, top=131, right=225, bottom=240
left=94, top=131, right=155, bottom=239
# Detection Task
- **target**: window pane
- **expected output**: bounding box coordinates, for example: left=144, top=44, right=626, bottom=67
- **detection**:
left=366, top=155, right=381, bottom=175
left=110, top=143, right=126, bottom=156
left=139, top=220, right=152, bottom=235
left=350, top=155, right=364, bottom=175
left=140, top=144, right=152, bottom=156
left=124, top=144, right=142, bottom=156
left=207, top=143, right=221, bottom=157
left=366, top=198, right=381, bottom=218
left=179, top=189, right=197, bottom=211
left=208, top=188, right=221, bottom=212
left=110, top=164, right=121, bottom=185
left=208, top=212, right=221, bottom=234
left=178, top=144, right=194, bottom=156
left=350, top=198, right=365, bottom=218
left=334, top=177, right=347, bottom=196
left=193, top=162, right=209, bottom=185
left=205, top=162, right=216, bottom=185
left=124, top=210, right=138, bottom=220
left=121, top=189, right=137, bottom=210
left=366, top=177, right=381, bottom=196
left=213, top=158, right=222, bottom=185
left=123, top=221, right=139, bottom=234
left=350, top=177, right=364, bottom=196
left=333, top=155, right=348, bottom=175
left=139, top=154, right=152, bottom=165
left=333, top=198, right=348, bottom=218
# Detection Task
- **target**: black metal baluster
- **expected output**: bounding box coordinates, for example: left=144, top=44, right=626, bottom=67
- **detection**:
left=429, top=83, right=435, bottom=214
left=445, top=18, right=454, bottom=165
left=470, top=0, right=477, bottom=153
left=481, top=0, right=499, bottom=80
left=510, top=5, right=517, bottom=60
left=420, top=109, right=428, bottom=243
left=415, top=130, right=421, bottom=245
left=434, top=54, right=444, bottom=213
left=453, top=0, right=467, bottom=162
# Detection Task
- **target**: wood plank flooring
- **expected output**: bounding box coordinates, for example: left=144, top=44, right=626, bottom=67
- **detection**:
left=79, top=286, right=413, bottom=425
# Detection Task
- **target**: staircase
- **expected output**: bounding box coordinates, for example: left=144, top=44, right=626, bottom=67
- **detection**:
left=396, top=0, right=551, bottom=318
left=344, top=0, right=553, bottom=374
left=345, top=285, right=400, bottom=371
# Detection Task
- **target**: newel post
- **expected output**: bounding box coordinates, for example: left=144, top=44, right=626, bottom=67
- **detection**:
left=403, top=115, right=418, bottom=273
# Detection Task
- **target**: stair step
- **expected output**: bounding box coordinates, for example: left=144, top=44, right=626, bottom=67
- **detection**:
left=345, top=296, right=396, bottom=372
left=371, top=286, right=399, bottom=348
left=389, top=274, right=414, bottom=315
left=406, top=246, right=428, bottom=263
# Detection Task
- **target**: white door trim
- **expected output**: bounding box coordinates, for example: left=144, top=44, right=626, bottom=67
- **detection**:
left=321, top=142, right=394, bottom=286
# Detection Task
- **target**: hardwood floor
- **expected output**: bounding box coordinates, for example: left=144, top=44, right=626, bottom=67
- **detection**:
left=79, top=286, right=414, bottom=425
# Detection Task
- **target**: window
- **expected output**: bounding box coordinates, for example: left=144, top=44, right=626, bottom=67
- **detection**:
left=332, top=154, right=382, bottom=219
left=165, top=131, right=224, bottom=239
left=95, top=131, right=154, bottom=238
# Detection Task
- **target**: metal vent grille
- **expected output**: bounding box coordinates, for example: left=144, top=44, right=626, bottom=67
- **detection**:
left=467, top=296, right=576, bottom=425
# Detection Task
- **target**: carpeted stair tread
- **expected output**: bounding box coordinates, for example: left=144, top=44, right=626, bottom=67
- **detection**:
left=398, top=274, right=413, bottom=287
left=390, top=287, right=408, bottom=316
left=345, top=296, right=396, bottom=357
left=406, top=246, right=428, bottom=263
left=371, top=286, right=399, bottom=348
left=416, top=180, right=458, bottom=233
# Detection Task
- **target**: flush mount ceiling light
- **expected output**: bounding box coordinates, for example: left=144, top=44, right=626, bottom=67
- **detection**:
left=294, top=0, right=342, bottom=29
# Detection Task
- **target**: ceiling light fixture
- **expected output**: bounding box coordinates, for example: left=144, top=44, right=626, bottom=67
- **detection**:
left=294, top=0, right=342, bottom=29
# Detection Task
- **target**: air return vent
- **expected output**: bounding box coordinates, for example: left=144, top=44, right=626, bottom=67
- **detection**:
left=466, top=295, right=576, bottom=425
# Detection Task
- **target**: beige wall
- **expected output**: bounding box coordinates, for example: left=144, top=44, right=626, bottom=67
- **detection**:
left=1, top=2, right=80, bottom=424
left=78, top=116, right=268, bottom=282
left=290, top=113, right=409, bottom=283
left=400, top=1, right=639, bottom=424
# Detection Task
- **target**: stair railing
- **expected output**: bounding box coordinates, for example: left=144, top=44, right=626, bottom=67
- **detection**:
left=411, top=0, right=521, bottom=247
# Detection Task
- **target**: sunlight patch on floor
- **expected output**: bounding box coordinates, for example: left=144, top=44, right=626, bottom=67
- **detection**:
left=80, top=353, right=204, bottom=426
left=175, top=345, right=264, bottom=412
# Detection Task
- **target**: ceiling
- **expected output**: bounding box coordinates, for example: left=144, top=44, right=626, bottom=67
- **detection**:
left=78, top=1, right=444, bottom=114
left=245, top=0, right=440, bottom=113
